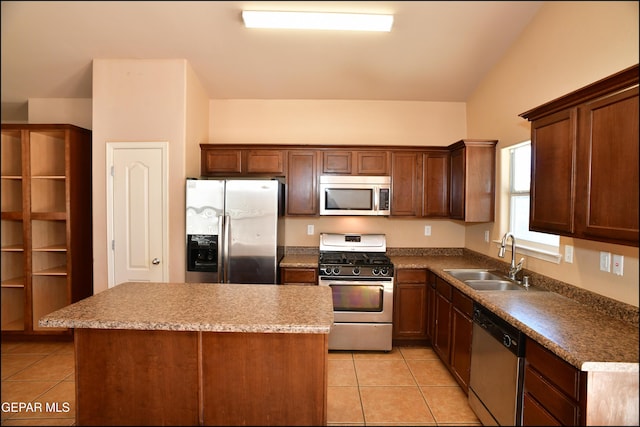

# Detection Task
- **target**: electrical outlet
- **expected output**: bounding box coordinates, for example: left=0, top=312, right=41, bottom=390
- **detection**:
left=307, top=225, right=314, bottom=235
left=599, top=252, right=611, bottom=272
left=564, top=245, right=573, bottom=263
left=424, top=225, right=431, bottom=236
left=484, top=230, right=490, bottom=243
left=612, top=254, right=624, bottom=276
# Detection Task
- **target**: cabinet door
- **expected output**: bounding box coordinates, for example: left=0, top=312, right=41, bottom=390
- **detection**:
left=390, top=151, right=422, bottom=216
left=433, top=278, right=452, bottom=362
left=201, top=149, right=243, bottom=176
left=281, top=268, right=317, bottom=286
left=530, top=110, right=577, bottom=235
left=576, top=86, right=639, bottom=245
left=393, top=269, right=428, bottom=340
left=450, top=288, right=473, bottom=392
left=426, top=272, right=436, bottom=341
left=322, top=151, right=352, bottom=174
left=287, top=151, right=318, bottom=215
left=355, top=151, right=389, bottom=175
left=246, top=150, right=285, bottom=175
left=423, top=151, right=449, bottom=217
left=449, top=147, right=465, bottom=220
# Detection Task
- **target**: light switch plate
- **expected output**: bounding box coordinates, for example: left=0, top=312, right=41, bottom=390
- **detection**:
left=484, top=230, right=490, bottom=243
left=599, top=252, right=611, bottom=272
left=307, top=225, right=314, bottom=235
left=424, top=225, right=431, bottom=236
left=564, top=245, right=573, bottom=263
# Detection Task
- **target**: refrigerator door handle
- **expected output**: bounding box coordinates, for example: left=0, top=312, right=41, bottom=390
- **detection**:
left=217, top=215, right=224, bottom=283
left=223, top=214, right=231, bottom=283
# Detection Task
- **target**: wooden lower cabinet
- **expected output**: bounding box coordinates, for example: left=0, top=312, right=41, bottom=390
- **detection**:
left=393, top=269, right=428, bottom=344
left=523, top=338, right=586, bottom=426
left=450, top=287, right=473, bottom=392
left=281, top=267, right=318, bottom=286
left=433, top=276, right=452, bottom=362
left=74, top=328, right=328, bottom=426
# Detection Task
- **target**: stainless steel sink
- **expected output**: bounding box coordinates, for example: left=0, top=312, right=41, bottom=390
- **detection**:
left=443, top=269, right=506, bottom=281
left=463, top=279, right=525, bottom=291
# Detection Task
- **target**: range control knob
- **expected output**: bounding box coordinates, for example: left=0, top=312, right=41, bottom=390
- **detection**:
left=380, top=267, right=389, bottom=276
left=321, top=267, right=332, bottom=275
left=332, top=267, right=340, bottom=275
left=372, top=267, right=380, bottom=276
left=352, top=267, right=360, bottom=275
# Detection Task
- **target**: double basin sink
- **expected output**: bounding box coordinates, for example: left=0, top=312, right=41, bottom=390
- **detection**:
left=443, top=269, right=530, bottom=291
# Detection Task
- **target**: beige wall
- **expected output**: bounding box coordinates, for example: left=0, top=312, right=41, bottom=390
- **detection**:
left=92, top=59, right=208, bottom=294
left=28, top=98, right=92, bottom=130
left=466, top=1, right=639, bottom=306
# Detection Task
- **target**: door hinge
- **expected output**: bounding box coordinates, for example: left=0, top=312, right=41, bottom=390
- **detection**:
left=111, top=240, right=115, bottom=250
left=110, top=165, right=114, bottom=177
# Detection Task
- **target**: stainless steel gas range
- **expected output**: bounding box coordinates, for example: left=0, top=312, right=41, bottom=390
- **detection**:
left=318, top=233, right=394, bottom=351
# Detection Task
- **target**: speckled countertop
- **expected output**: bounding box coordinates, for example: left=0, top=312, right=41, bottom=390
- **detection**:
left=395, top=255, right=639, bottom=373
left=282, top=250, right=639, bottom=373
left=39, top=282, right=334, bottom=334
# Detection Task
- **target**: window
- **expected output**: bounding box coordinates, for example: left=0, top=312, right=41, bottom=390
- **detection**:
left=509, top=142, right=560, bottom=253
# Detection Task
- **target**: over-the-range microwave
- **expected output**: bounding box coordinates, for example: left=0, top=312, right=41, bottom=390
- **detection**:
left=319, top=175, right=391, bottom=216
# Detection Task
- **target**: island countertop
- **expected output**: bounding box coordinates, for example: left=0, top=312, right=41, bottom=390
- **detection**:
left=39, top=282, right=334, bottom=334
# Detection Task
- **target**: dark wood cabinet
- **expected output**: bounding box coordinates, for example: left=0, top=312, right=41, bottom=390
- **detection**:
left=523, top=338, right=586, bottom=426
left=390, top=151, right=422, bottom=216
left=422, top=150, right=449, bottom=217
left=281, top=268, right=318, bottom=286
left=322, top=149, right=389, bottom=175
left=520, top=64, right=639, bottom=247
left=448, top=139, right=497, bottom=222
left=425, top=271, right=437, bottom=342
left=433, top=276, right=452, bottom=362
left=393, top=269, right=428, bottom=344
left=450, top=287, right=473, bottom=392
left=286, top=150, right=318, bottom=215
left=200, top=146, right=285, bottom=176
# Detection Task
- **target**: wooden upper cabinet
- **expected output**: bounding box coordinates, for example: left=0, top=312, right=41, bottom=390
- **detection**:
left=287, top=150, right=318, bottom=215
left=423, top=151, right=449, bottom=217
left=391, top=151, right=422, bottom=216
left=200, top=145, right=285, bottom=176
left=321, top=150, right=389, bottom=175
left=521, top=64, right=639, bottom=246
left=448, top=140, right=497, bottom=222
left=576, top=86, right=638, bottom=244
left=529, top=109, right=577, bottom=235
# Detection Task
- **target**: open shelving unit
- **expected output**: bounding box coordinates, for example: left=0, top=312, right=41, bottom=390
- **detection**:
left=1, top=124, right=93, bottom=337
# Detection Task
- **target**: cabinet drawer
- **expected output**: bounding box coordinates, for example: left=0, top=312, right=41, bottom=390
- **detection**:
left=435, top=277, right=452, bottom=300
left=526, top=339, right=581, bottom=400
left=522, top=392, right=562, bottom=426
left=281, top=268, right=317, bottom=285
left=524, top=365, right=579, bottom=426
left=396, top=269, right=427, bottom=284
left=451, top=288, right=473, bottom=317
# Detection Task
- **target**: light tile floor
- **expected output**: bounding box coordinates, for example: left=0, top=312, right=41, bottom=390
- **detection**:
left=1, top=341, right=481, bottom=426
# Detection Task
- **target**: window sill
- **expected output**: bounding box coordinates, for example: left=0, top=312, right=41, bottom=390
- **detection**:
left=492, top=240, right=562, bottom=264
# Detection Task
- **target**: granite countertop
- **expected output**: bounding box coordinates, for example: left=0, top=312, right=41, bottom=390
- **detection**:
left=391, top=255, right=639, bottom=373
left=280, top=254, right=319, bottom=268
left=39, top=282, right=334, bottom=334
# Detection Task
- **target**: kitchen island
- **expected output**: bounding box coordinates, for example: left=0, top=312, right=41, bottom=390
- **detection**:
left=39, top=282, right=334, bottom=426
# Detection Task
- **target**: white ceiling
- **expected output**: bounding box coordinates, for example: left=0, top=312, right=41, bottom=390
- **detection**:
left=1, top=1, right=543, bottom=110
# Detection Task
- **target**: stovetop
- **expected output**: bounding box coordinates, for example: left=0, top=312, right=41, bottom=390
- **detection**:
left=318, top=233, right=393, bottom=278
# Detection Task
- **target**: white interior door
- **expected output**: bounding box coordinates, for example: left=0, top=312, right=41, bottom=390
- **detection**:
left=107, top=142, right=168, bottom=287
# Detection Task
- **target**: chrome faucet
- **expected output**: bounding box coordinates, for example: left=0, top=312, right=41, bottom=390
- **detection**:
left=498, top=232, right=525, bottom=281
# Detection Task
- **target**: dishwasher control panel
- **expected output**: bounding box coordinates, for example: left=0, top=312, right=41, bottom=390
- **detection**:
left=473, top=304, right=525, bottom=357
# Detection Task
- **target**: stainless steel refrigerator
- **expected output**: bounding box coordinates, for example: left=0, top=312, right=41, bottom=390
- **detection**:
left=185, top=178, right=284, bottom=284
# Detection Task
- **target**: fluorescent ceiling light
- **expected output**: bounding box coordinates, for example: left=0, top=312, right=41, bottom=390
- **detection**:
left=242, top=11, right=393, bottom=32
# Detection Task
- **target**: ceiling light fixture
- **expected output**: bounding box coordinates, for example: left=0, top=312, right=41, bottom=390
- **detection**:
left=242, top=11, right=393, bottom=32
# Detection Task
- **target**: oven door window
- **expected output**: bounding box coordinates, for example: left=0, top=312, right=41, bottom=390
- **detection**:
left=325, top=188, right=373, bottom=210
left=331, top=285, right=384, bottom=312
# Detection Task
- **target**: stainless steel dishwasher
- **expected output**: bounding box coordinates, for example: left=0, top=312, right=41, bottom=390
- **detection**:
left=468, top=303, right=525, bottom=426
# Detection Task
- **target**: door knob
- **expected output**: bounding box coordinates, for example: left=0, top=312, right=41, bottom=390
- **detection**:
left=152, top=258, right=160, bottom=265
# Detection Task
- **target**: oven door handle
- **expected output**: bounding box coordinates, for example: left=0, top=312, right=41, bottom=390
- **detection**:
left=319, top=278, right=393, bottom=286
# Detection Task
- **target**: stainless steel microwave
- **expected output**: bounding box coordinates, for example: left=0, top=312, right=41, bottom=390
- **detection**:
left=319, top=175, right=391, bottom=216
